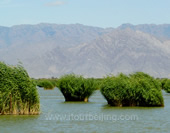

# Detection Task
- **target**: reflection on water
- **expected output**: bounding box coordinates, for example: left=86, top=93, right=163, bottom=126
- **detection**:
left=0, top=88, right=170, bottom=133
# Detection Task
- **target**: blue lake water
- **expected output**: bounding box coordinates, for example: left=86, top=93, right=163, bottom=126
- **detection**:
left=0, top=88, right=170, bottom=133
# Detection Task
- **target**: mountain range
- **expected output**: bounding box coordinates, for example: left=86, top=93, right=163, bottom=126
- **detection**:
left=0, top=23, right=170, bottom=78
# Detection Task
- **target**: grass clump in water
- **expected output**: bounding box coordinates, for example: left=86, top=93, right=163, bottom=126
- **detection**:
left=36, top=79, right=56, bottom=90
left=100, top=72, right=164, bottom=107
left=0, top=62, right=40, bottom=115
left=57, top=74, right=97, bottom=102
left=163, top=79, right=170, bottom=93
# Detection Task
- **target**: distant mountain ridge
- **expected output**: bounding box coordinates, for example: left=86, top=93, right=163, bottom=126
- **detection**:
left=118, top=23, right=170, bottom=41
left=0, top=23, right=107, bottom=47
left=0, top=23, right=170, bottom=78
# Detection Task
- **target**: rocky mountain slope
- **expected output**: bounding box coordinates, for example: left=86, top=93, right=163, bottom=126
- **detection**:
left=0, top=23, right=170, bottom=78
left=118, top=23, right=170, bottom=41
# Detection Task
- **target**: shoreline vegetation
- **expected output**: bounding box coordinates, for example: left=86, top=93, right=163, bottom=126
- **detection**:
left=160, top=78, right=170, bottom=93
left=35, top=73, right=170, bottom=106
left=36, top=78, right=57, bottom=90
left=1, top=61, right=170, bottom=115
left=0, top=62, right=40, bottom=115
left=48, top=72, right=166, bottom=107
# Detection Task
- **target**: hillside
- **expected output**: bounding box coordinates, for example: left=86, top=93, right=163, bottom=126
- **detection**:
left=0, top=23, right=170, bottom=78
left=118, top=23, right=170, bottom=41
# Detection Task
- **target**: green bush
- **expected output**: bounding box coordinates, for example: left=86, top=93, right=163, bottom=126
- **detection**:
left=160, top=78, right=168, bottom=90
left=100, top=72, right=164, bottom=107
left=95, top=78, right=103, bottom=90
left=129, top=72, right=163, bottom=106
left=57, top=74, right=97, bottom=101
left=100, top=73, right=131, bottom=106
left=164, top=80, right=170, bottom=93
left=0, top=62, right=40, bottom=115
left=37, top=80, right=55, bottom=89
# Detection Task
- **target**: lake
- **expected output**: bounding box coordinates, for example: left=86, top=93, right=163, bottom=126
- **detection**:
left=0, top=88, right=170, bottom=133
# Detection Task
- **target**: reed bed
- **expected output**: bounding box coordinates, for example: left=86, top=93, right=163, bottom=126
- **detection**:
left=57, top=74, right=97, bottom=102
left=100, top=72, right=164, bottom=107
left=0, top=62, right=40, bottom=115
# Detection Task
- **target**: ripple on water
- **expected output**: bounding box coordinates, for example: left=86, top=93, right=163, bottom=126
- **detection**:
left=0, top=89, right=170, bottom=133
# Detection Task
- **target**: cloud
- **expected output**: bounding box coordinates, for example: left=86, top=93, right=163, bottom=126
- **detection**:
left=45, top=1, right=65, bottom=7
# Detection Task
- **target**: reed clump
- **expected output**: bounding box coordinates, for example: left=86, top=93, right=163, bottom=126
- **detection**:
left=57, top=74, right=97, bottom=102
left=36, top=79, right=56, bottom=90
left=0, top=62, right=40, bottom=115
left=163, top=79, right=170, bottom=93
left=100, top=72, right=164, bottom=107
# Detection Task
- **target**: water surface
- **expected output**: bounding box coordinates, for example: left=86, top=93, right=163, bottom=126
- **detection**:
left=0, top=88, right=170, bottom=133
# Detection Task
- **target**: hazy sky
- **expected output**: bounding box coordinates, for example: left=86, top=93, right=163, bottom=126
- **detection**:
left=0, top=0, right=170, bottom=28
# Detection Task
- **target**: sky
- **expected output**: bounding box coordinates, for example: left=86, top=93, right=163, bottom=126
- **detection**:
left=0, top=0, right=170, bottom=28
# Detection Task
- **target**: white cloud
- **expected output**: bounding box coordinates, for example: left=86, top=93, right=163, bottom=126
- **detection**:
left=45, top=1, right=65, bottom=7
